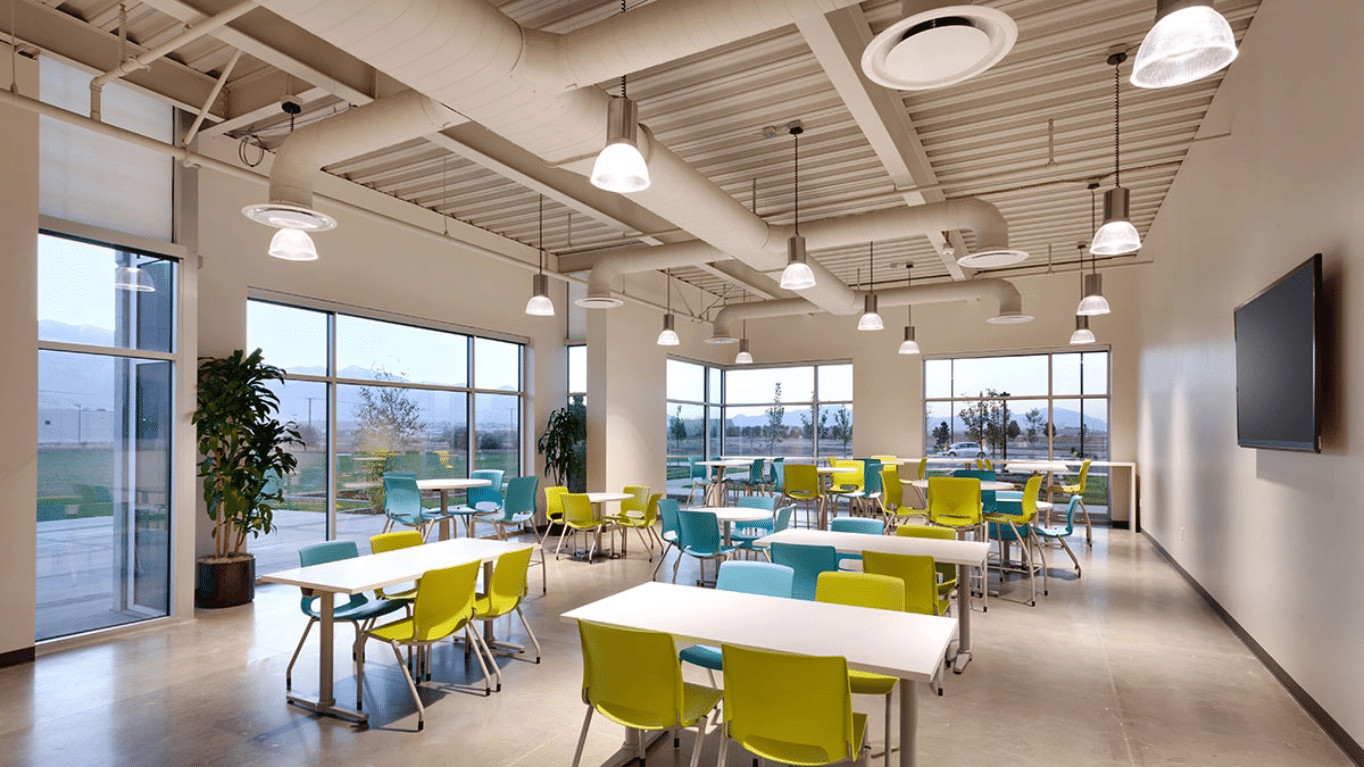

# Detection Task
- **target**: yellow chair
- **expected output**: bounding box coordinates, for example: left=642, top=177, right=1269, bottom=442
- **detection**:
left=717, top=642, right=868, bottom=767
left=612, top=492, right=664, bottom=561
left=556, top=492, right=606, bottom=560
left=781, top=464, right=825, bottom=530
left=573, top=620, right=722, bottom=767
left=369, top=530, right=424, bottom=602
left=925, top=476, right=986, bottom=611
left=878, top=464, right=926, bottom=529
left=916, top=457, right=928, bottom=480
left=985, top=474, right=1045, bottom=606
left=1050, top=459, right=1094, bottom=546
left=356, top=560, right=493, bottom=730
left=607, top=485, right=653, bottom=556
left=815, top=571, right=903, bottom=767
left=827, top=459, right=865, bottom=517
left=894, top=524, right=959, bottom=612
left=474, top=546, right=542, bottom=670
left=544, top=485, right=569, bottom=530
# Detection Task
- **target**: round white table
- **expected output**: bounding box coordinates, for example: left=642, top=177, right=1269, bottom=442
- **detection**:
left=687, top=506, right=772, bottom=546
left=580, top=492, right=632, bottom=561
left=697, top=459, right=755, bottom=505
left=417, top=477, right=493, bottom=540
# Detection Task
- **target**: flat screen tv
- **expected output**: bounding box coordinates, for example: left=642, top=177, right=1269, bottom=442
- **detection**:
left=1233, top=254, right=1322, bottom=452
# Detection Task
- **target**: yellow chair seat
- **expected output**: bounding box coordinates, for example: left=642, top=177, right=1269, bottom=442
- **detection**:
left=848, top=669, right=896, bottom=696
left=740, top=713, right=868, bottom=767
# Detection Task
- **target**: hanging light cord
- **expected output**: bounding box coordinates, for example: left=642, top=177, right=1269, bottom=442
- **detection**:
left=792, top=129, right=800, bottom=236
left=665, top=269, right=671, bottom=312
left=867, top=242, right=874, bottom=294
left=537, top=195, right=545, bottom=275
left=1113, top=59, right=1122, bottom=187
left=906, top=263, right=913, bottom=323
left=619, top=0, right=628, bottom=98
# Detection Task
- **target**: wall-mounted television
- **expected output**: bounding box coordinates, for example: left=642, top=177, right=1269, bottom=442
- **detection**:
left=1233, top=254, right=1322, bottom=452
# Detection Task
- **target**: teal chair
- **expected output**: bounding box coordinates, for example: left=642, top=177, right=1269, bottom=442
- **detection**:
left=487, top=476, right=546, bottom=594
left=673, top=509, right=735, bottom=586
left=1034, top=495, right=1084, bottom=579
left=679, top=561, right=796, bottom=682
left=382, top=472, right=436, bottom=537
left=451, top=468, right=504, bottom=536
left=683, top=456, right=713, bottom=506
left=734, top=458, right=767, bottom=498
left=652, top=498, right=684, bottom=580
left=732, top=506, right=794, bottom=557
left=735, top=496, right=775, bottom=511
left=858, top=458, right=884, bottom=515
left=770, top=541, right=839, bottom=601
left=769, top=457, right=785, bottom=498
left=829, top=516, right=886, bottom=567
left=285, top=541, right=407, bottom=692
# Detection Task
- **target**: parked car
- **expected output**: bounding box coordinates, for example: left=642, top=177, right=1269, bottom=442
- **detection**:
left=945, top=441, right=986, bottom=458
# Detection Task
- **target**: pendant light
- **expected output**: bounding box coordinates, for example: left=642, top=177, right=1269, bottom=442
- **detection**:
left=590, top=0, right=650, bottom=193
left=779, top=125, right=816, bottom=291
left=525, top=196, right=555, bottom=316
left=1078, top=184, right=1112, bottom=316
left=657, top=270, right=679, bottom=346
left=898, top=262, right=920, bottom=355
left=857, top=244, right=884, bottom=331
left=268, top=227, right=319, bottom=260
left=1070, top=315, right=1096, bottom=345
left=113, top=264, right=155, bottom=292
left=1090, top=53, right=1142, bottom=257
left=734, top=320, right=754, bottom=365
left=1131, top=0, right=1238, bottom=89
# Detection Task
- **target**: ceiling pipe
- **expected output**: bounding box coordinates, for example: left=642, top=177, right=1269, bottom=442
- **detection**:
left=578, top=240, right=728, bottom=307
left=709, top=278, right=1027, bottom=340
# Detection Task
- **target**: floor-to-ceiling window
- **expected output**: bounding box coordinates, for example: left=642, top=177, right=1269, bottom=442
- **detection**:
left=36, top=234, right=176, bottom=641
left=723, top=362, right=854, bottom=459
left=664, top=359, right=721, bottom=490
left=247, top=299, right=526, bottom=573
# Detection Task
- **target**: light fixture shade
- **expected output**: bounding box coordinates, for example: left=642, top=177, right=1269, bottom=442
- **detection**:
left=1070, top=315, right=1096, bottom=345
left=657, top=313, right=680, bottom=346
left=525, top=273, right=555, bottom=316
left=1090, top=187, right=1142, bottom=255
left=857, top=294, right=883, bottom=331
left=590, top=97, right=650, bottom=193
left=1131, top=1, right=1238, bottom=89
left=1076, top=273, right=1111, bottom=316
left=268, top=227, right=318, bottom=261
left=734, top=338, right=753, bottom=365
left=779, top=234, right=816, bottom=290
left=113, top=265, right=155, bottom=292
left=898, top=325, right=920, bottom=355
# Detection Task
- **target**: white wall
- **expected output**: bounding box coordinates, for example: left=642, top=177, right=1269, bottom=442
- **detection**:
left=1135, top=0, right=1364, bottom=745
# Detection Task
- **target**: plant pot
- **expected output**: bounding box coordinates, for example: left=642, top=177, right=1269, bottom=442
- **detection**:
left=196, top=555, right=255, bottom=608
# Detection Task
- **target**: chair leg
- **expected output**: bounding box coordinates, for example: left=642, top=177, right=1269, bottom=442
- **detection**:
left=389, top=640, right=425, bottom=731
left=1077, top=497, right=1093, bottom=546
left=1059, top=536, right=1082, bottom=576
left=653, top=542, right=675, bottom=580
left=555, top=522, right=571, bottom=559
left=688, top=715, right=709, bottom=767
left=514, top=605, right=542, bottom=663
left=716, top=722, right=731, bottom=767
left=672, top=551, right=683, bottom=583
left=539, top=546, right=548, bottom=595
left=465, top=625, right=497, bottom=695
left=571, top=706, right=595, bottom=767
left=285, top=618, right=316, bottom=691
left=883, top=691, right=893, bottom=767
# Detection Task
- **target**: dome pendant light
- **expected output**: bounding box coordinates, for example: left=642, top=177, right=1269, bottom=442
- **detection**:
left=899, top=262, right=920, bottom=355
left=1132, top=0, right=1238, bottom=89
left=779, top=126, right=817, bottom=291
left=857, top=244, right=884, bottom=331
left=525, top=196, right=556, bottom=316
left=590, top=0, right=650, bottom=194
left=734, top=316, right=754, bottom=365
left=1078, top=186, right=1112, bottom=316
left=657, top=271, right=680, bottom=346
left=1091, top=53, right=1142, bottom=256
left=268, top=227, right=318, bottom=261
left=1070, top=315, right=1096, bottom=345
left=113, top=264, right=155, bottom=292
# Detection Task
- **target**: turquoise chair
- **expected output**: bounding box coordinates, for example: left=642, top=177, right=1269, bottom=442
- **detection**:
left=1034, top=495, right=1084, bottom=578
left=730, top=496, right=774, bottom=558
left=770, top=541, right=839, bottom=601
left=285, top=541, right=407, bottom=692
left=382, top=472, right=436, bottom=537
left=735, top=458, right=768, bottom=498
left=684, top=456, right=713, bottom=506
left=673, top=509, right=736, bottom=586
left=652, top=498, right=684, bottom=580
left=735, top=496, right=775, bottom=511
left=451, top=468, right=504, bottom=535
left=487, top=476, right=546, bottom=594
left=829, top=516, right=886, bottom=567
left=732, top=506, right=794, bottom=556
left=679, top=561, right=796, bottom=682
left=769, top=457, right=785, bottom=497
left=858, top=458, right=884, bottom=515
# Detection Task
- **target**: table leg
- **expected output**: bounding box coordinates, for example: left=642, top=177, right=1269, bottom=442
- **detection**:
left=438, top=489, right=452, bottom=541
left=898, top=680, right=919, bottom=767
left=953, top=562, right=973, bottom=674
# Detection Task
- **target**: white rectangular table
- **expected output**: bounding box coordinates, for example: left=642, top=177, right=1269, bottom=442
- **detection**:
left=563, top=582, right=955, bottom=767
left=416, top=476, right=492, bottom=539
left=261, top=537, right=535, bottom=723
left=752, top=528, right=989, bottom=674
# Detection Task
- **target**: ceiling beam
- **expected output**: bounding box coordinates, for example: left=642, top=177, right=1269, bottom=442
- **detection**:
left=796, top=6, right=973, bottom=280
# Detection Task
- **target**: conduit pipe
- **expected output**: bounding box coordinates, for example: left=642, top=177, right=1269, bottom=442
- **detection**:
left=581, top=240, right=728, bottom=306
left=90, top=0, right=257, bottom=122
left=709, top=279, right=1027, bottom=341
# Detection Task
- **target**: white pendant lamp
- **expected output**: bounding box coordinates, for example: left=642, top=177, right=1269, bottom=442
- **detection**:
left=657, top=271, right=680, bottom=346
left=1078, top=187, right=1112, bottom=316
left=1070, top=315, right=1096, bottom=345
left=113, top=264, right=155, bottom=292
left=268, top=227, right=318, bottom=261
left=1091, top=53, right=1141, bottom=257
left=779, top=125, right=817, bottom=291
left=525, top=196, right=556, bottom=316
left=590, top=0, right=650, bottom=194
left=857, top=246, right=884, bottom=331
left=1131, top=0, right=1238, bottom=89
left=898, top=263, right=920, bottom=354
left=734, top=338, right=754, bottom=365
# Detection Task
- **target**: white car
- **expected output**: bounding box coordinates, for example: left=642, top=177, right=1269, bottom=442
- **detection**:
left=945, top=442, right=986, bottom=458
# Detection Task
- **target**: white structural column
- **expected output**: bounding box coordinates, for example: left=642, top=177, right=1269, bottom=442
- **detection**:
left=585, top=301, right=668, bottom=495
left=0, top=46, right=40, bottom=663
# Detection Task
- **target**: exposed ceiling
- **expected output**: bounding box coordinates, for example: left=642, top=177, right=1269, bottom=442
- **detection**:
left=8, top=0, right=1260, bottom=308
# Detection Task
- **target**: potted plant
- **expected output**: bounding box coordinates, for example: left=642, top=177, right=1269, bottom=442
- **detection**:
left=538, top=395, right=587, bottom=501
left=193, top=348, right=302, bottom=608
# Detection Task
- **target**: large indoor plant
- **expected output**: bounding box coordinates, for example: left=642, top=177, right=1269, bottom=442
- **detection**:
left=193, top=348, right=301, bottom=608
left=538, top=395, right=586, bottom=494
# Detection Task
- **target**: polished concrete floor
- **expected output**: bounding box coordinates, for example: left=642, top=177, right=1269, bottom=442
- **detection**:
left=1, top=527, right=1351, bottom=767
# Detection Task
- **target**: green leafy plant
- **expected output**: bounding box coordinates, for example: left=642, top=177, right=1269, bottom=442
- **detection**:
left=538, top=396, right=586, bottom=492
left=193, top=349, right=302, bottom=561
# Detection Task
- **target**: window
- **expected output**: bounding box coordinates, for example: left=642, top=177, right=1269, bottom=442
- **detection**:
left=665, top=359, right=722, bottom=487
left=567, top=345, right=586, bottom=401
left=36, top=233, right=176, bottom=641
left=723, top=363, right=854, bottom=459
left=247, top=300, right=527, bottom=573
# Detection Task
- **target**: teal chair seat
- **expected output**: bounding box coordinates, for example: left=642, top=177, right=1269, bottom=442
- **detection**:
left=679, top=561, right=795, bottom=675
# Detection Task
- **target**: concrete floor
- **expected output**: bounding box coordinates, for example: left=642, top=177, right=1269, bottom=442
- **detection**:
left=2, top=527, right=1351, bottom=767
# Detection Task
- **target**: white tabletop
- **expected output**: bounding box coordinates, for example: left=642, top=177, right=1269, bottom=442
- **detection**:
left=818, top=465, right=861, bottom=474
left=686, top=506, right=772, bottom=523
left=753, top=528, right=988, bottom=567
left=1004, top=461, right=1074, bottom=474
left=697, top=459, right=754, bottom=468
left=561, top=582, right=954, bottom=683
left=260, top=538, right=534, bottom=595
left=416, top=477, right=492, bottom=491
left=585, top=491, right=632, bottom=503
left=906, top=478, right=1014, bottom=492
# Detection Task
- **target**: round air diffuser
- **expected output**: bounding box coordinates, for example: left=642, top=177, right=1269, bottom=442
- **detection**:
left=241, top=203, right=337, bottom=232
left=862, top=6, right=1017, bottom=91
left=956, top=248, right=1030, bottom=269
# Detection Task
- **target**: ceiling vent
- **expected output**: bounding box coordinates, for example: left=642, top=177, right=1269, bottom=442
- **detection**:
left=862, top=4, right=1017, bottom=91
left=241, top=203, right=337, bottom=232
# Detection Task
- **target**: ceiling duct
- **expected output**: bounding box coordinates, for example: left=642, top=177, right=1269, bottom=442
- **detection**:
left=861, top=1, right=1017, bottom=90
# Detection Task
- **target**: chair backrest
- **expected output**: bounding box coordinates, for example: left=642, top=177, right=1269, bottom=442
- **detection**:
left=991, top=474, right=1042, bottom=524
left=748, top=458, right=766, bottom=483
left=880, top=465, right=903, bottom=508
left=861, top=459, right=883, bottom=495
left=773, top=505, right=795, bottom=533
left=497, top=475, right=539, bottom=521
left=976, top=457, right=994, bottom=471
left=830, top=516, right=885, bottom=535
left=578, top=620, right=685, bottom=730
left=562, top=493, right=597, bottom=527
left=677, top=509, right=723, bottom=555
left=641, top=492, right=663, bottom=525
left=1075, top=459, right=1092, bottom=491
left=736, top=496, right=775, bottom=511
left=783, top=464, right=820, bottom=495
left=720, top=644, right=859, bottom=765
left=688, top=456, right=708, bottom=480
left=411, top=560, right=481, bottom=642
left=769, top=542, right=840, bottom=601
left=862, top=551, right=941, bottom=615
left=917, top=457, right=928, bottom=480
left=299, top=539, right=360, bottom=567
left=370, top=529, right=424, bottom=554
left=927, top=476, right=983, bottom=526
left=768, top=457, right=783, bottom=486
left=545, top=485, right=569, bottom=521
left=815, top=571, right=906, bottom=611
left=1054, top=495, right=1082, bottom=535
left=953, top=468, right=997, bottom=512
left=657, top=498, right=682, bottom=540
left=383, top=472, right=423, bottom=517
left=621, top=485, right=651, bottom=515
left=893, top=524, right=958, bottom=590
left=830, top=459, right=864, bottom=490
left=716, top=561, right=795, bottom=598
left=467, top=469, right=505, bottom=509
left=488, top=545, right=534, bottom=602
